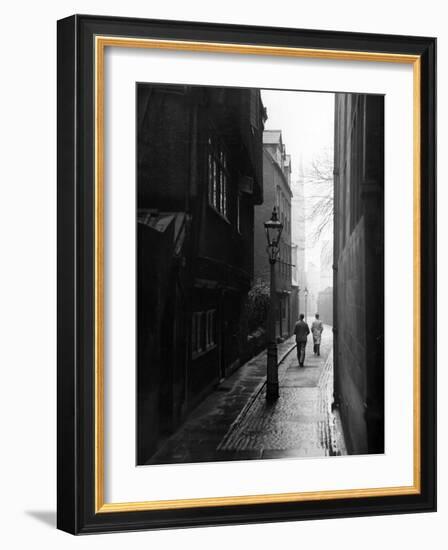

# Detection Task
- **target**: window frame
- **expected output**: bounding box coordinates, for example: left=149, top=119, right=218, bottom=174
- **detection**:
left=207, top=134, right=230, bottom=221
left=192, top=309, right=217, bottom=359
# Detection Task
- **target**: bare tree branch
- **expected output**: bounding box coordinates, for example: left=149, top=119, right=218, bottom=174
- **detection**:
left=303, top=149, right=334, bottom=247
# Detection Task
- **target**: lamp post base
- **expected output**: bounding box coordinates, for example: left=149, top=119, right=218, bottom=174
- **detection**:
left=266, top=342, right=279, bottom=401
left=266, top=384, right=279, bottom=402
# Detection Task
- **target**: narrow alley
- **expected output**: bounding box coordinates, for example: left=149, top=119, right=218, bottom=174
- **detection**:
left=147, top=325, right=346, bottom=465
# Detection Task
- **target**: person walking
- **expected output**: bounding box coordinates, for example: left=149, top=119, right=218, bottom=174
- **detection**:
left=294, top=313, right=310, bottom=367
left=311, top=313, right=324, bottom=356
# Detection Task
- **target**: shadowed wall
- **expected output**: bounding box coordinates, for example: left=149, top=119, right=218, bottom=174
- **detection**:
left=333, top=93, right=384, bottom=455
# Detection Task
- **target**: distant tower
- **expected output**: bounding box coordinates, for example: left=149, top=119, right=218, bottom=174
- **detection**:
left=305, top=261, right=319, bottom=314
left=291, top=157, right=306, bottom=291
left=320, top=239, right=333, bottom=290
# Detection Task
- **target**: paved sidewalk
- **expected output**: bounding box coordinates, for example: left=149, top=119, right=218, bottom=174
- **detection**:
left=147, top=337, right=297, bottom=465
left=219, top=326, right=346, bottom=458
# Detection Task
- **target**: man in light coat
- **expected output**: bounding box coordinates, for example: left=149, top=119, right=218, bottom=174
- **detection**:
left=311, top=313, right=324, bottom=356
left=294, top=313, right=310, bottom=368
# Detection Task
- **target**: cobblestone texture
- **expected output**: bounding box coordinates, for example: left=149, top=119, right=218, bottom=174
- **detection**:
left=219, top=327, right=346, bottom=458
left=148, top=326, right=346, bottom=465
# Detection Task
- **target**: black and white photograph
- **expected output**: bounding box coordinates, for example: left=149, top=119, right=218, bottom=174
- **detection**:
left=136, top=83, right=384, bottom=466
left=0, top=0, right=442, bottom=543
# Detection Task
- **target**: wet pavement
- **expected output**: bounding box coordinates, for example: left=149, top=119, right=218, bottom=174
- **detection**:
left=148, top=325, right=346, bottom=465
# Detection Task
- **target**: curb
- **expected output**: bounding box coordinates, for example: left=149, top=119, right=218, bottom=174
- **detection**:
left=217, top=340, right=296, bottom=450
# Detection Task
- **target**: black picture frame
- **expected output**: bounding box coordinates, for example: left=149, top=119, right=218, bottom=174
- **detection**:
left=57, top=14, right=436, bottom=535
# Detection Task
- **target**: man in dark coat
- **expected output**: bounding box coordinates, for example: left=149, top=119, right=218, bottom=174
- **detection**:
left=294, top=313, right=310, bottom=367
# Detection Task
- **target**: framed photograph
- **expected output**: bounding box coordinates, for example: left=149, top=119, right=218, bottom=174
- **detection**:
left=57, top=14, right=436, bottom=534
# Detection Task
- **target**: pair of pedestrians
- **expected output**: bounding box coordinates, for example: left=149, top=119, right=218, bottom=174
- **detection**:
left=294, top=313, right=323, bottom=367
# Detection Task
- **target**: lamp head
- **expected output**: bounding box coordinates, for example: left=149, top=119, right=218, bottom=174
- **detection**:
left=264, top=207, right=284, bottom=264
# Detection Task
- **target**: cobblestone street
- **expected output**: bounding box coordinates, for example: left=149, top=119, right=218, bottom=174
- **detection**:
left=148, top=325, right=346, bottom=465
left=219, top=325, right=346, bottom=458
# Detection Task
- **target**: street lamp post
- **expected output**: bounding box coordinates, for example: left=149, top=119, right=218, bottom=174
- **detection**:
left=304, top=287, right=309, bottom=322
left=264, top=206, right=284, bottom=402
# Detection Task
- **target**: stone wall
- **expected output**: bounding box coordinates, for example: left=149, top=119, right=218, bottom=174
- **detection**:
left=335, top=218, right=368, bottom=453
left=333, top=93, right=384, bottom=455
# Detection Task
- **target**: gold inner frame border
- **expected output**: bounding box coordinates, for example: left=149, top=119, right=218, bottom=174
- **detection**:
left=94, top=35, right=421, bottom=514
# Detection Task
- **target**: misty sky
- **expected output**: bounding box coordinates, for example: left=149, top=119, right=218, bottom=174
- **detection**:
left=261, top=90, right=334, bottom=270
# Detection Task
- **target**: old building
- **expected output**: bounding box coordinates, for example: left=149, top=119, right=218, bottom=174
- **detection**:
left=316, top=241, right=333, bottom=324
left=304, top=261, right=320, bottom=319
left=320, top=240, right=333, bottom=290
left=291, top=161, right=307, bottom=315
left=290, top=243, right=299, bottom=327
left=317, top=286, right=333, bottom=325
left=254, top=130, right=294, bottom=340
left=333, top=93, right=384, bottom=455
left=137, top=84, right=266, bottom=463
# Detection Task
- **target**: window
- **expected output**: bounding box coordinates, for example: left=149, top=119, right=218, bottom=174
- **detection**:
left=205, top=310, right=216, bottom=349
left=282, top=296, right=288, bottom=321
left=192, top=310, right=216, bottom=357
left=192, top=312, right=203, bottom=356
left=208, top=136, right=229, bottom=218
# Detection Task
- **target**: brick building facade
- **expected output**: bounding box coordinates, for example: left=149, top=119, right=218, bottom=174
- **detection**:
left=137, top=84, right=266, bottom=463
left=254, top=130, right=296, bottom=340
